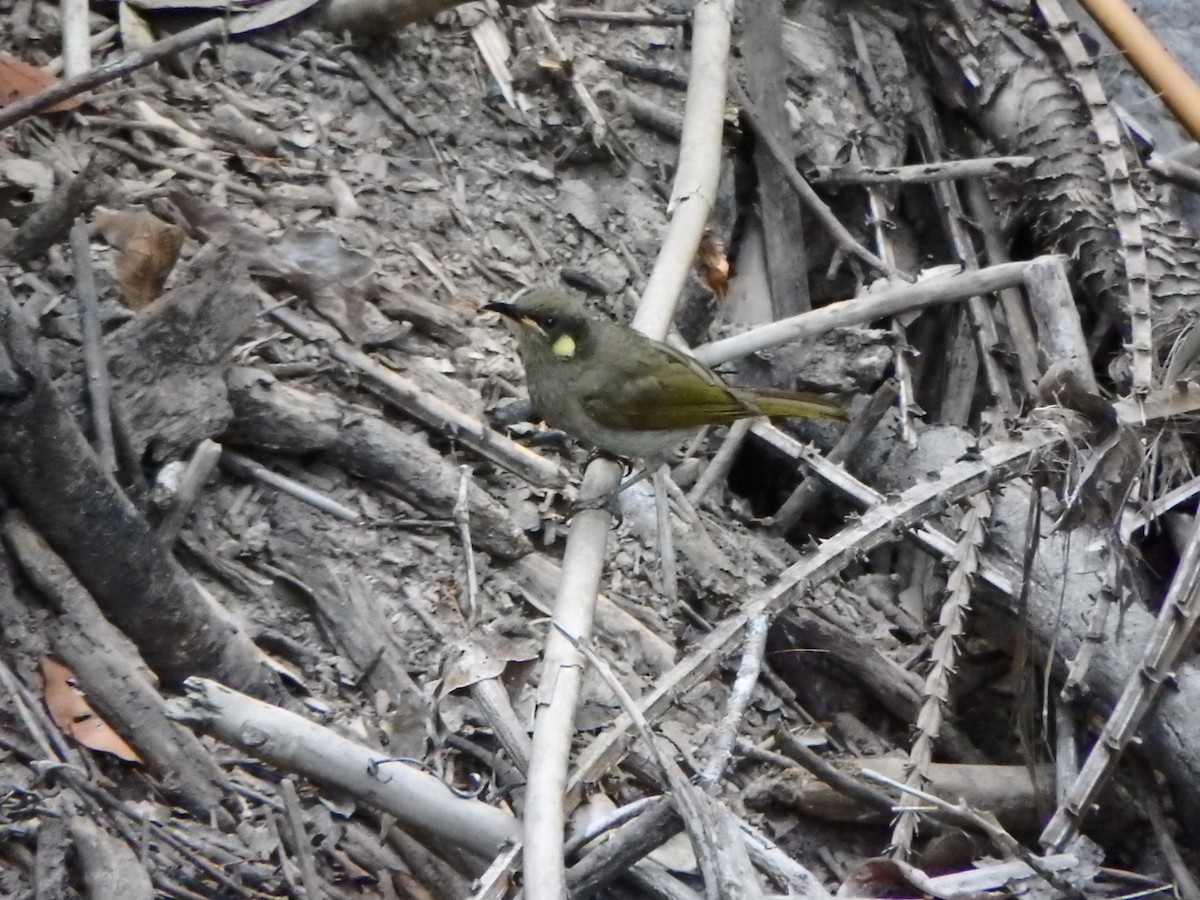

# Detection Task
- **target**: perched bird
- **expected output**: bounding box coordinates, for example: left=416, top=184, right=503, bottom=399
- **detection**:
left=485, top=288, right=846, bottom=461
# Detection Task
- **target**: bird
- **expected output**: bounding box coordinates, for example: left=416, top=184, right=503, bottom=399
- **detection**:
left=485, top=287, right=846, bottom=462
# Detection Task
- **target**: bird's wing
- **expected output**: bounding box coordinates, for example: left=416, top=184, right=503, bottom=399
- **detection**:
left=579, top=340, right=758, bottom=430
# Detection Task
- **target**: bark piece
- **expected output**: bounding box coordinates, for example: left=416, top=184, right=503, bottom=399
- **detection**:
left=105, top=240, right=257, bottom=462
left=69, top=817, right=153, bottom=900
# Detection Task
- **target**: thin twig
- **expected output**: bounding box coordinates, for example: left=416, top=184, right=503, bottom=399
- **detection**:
left=809, top=155, right=1035, bottom=185
left=280, top=778, right=325, bottom=900
left=219, top=451, right=362, bottom=523
left=157, top=439, right=224, bottom=544
left=454, top=465, right=479, bottom=625
left=652, top=466, right=678, bottom=607
left=0, top=19, right=227, bottom=131
left=339, top=51, right=425, bottom=136
left=69, top=218, right=116, bottom=473
left=694, top=258, right=1052, bottom=367
left=698, top=613, right=769, bottom=788
left=730, top=81, right=911, bottom=283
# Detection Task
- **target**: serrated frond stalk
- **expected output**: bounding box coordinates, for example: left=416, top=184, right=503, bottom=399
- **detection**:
left=890, top=493, right=990, bottom=858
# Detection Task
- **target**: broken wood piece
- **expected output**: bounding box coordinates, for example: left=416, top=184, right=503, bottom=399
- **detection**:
left=268, top=306, right=568, bottom=489
left=744, top=0, right=810, bottom=316
left=770, top=380, right=897, bottom=534
left=696, top=257, right=1054, bottom=367
left=1023, top=256, right=1101, bottom=394
left=558, top=8, right=688, bottom=27
left=155, top=439, right=223, bottom=544
left=105, top=240, right=258, bottom=463
left=809, top=156, right=1035, bottom=185
left=70, top=217, right=116, bottom=473
left=622, top=90, right=683, bottom=140
left=525, top=6, right=627, bottom=159
left=170, top=676, right=519, bottom=858
left=220, top=450, right=363, bottom=523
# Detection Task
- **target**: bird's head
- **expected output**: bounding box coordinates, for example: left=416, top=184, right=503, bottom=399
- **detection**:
left=485, top=288, right=593, bottom=361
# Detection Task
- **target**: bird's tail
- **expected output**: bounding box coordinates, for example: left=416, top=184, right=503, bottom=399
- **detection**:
left=735, top=387, right=849, bottom=422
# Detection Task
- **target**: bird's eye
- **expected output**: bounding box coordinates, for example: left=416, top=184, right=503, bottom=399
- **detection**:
left=542, top=316, right=557, bottom=329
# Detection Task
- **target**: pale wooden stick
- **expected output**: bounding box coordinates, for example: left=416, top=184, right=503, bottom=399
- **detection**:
left=520, top=0, right=737, bottom=893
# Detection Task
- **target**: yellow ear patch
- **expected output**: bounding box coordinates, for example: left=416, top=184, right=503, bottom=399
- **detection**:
left=551, top=334, right=576, bottom=359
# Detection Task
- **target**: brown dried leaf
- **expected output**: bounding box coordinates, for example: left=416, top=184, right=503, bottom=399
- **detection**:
left=95, top=209, right=185, bottom=306
left=41, top=657, right=142, bottom=763
left=695, top=227, right=730, bottom=299
left=0, top=54, right=84, bottom=112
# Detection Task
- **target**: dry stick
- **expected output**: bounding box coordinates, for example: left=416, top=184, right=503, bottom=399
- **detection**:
left=2, top=154, right=111, bottom=264
left=552, top=624, right=748, bottom=899
left=172, top=677, right=518, bottom=858
left=1054, top=698, right=1081, bottom=808
left=1120, top=472, right=1200, bottom=540
left=745, top=0, right=810, bottom=316
left=770, top=381, right=897, bottom=534
left=753, top=422, right=1016, bottom=598
left=60, top=0, right=91, bottom=78
left=910, top=86, right=1015, bottom=416
left=1041, top=516, right=1200, bottom=850
left=454, top=465, right=479, bottom=625
left=890, top=493, right=990, bottom=859
left=729, top=81, right=910, bottom=284
left=774, top=727, right=897, bottom=818
left=69, top=219, right=116, bottom=474
left=694, top=258, right=1051, bottom=368
left=93, top=136, right=272, bottom=204
left=557, top=7, right=688, bottom=26
left=521, top=0, right=737, bottom=895
left=46, top=23, right=118, bottom=75
left=280, top=778, right=325, bottom=900
left=1147, top=152, right=1200, bottom=192
left=0, top=18, right=228, bottom=132
left=1023, top=256, right=1101, bottom=394
left=525, top=7, right=628, bottom=159
left=686, top=417, right=752, bottom=505
left=651, top=467, right=680, bottom=608
left=809, top=156, right=1036, bottom=185
left=697, top=613, right=770, bottom=788
left=157, top=438, right=224, bottom=544
left=339, top=51, right=425, bottom=137
left=267, top=306, right=566, bottom=489
left=219, top=451, right=362, bottom=523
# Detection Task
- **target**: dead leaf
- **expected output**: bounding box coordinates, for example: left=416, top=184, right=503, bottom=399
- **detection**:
left=95, top=209, right=185, bottom=306
left=41, top=657, right=142, bottom=763
left=0, top=54, right=84, bottom=112
left=695, top=227, right=730, bottom=299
